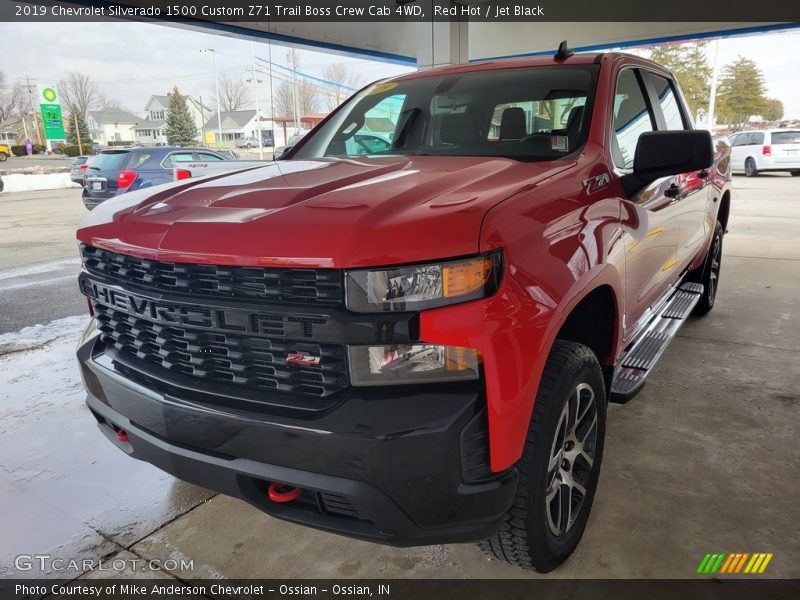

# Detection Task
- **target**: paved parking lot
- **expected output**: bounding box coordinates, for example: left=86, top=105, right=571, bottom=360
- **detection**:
left=0, top=174, right=798, bottom=580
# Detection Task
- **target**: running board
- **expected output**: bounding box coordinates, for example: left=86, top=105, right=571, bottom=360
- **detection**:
left=610, top=282, right=703, bottom=403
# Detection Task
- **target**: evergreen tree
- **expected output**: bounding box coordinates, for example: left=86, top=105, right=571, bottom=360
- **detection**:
left=716, top=56, right=768, bottom=125
left=165, top=87, right=197, bottom=146
left=649, top=42, right=711, bottom=120
left=66, top=109, right=91, bottom=147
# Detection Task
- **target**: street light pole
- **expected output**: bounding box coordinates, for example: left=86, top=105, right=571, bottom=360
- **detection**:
left=250, top=42, right=264, bottom=160
left=201, top=48, right=223, bottom=148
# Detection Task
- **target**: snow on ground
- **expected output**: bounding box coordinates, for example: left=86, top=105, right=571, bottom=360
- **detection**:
left=2, top=172, right=81, bottom=193
left=0, top=314, right=88, bottom=354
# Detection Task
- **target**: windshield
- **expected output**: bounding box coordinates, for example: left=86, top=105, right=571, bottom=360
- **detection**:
left=292, top=66, right=598, bottom=162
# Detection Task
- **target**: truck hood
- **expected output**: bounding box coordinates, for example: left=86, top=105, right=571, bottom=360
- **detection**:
left=78, top=156, right=572, bottom=268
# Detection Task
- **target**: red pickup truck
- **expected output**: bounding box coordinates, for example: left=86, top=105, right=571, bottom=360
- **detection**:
left=76, top=50, right=731, bottom=572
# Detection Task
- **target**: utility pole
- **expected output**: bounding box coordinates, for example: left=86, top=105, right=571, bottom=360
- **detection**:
left=74, top=113, right=83, bottom=154
left=707, top=39, right=721, bottom=130
left=249, top=42, right=264, bottom=160
left=201, top=48, right=223, bottom=148
left=25, top=76, right=41, bottom=144
left=199, top=95, right=206, bottom=146
left=288, top=49, right=301, bottom=131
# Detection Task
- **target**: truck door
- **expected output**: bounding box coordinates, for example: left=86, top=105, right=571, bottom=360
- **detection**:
left=613, top=68, right=682, bottom=340
left=642, top=71, right=711, bottom=272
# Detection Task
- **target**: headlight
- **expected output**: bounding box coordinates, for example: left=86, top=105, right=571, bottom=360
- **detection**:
left=348, top=344, right=481, bottom=386
left=345, top=251, right=502, bottom=312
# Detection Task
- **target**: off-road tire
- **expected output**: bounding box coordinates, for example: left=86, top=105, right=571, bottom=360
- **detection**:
left=478, top=340, right=607, bottom=572
left=690, top=221, right=723, bottom=315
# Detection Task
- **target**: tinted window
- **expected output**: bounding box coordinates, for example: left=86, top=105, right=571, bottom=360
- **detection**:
left=197, top=152, right=224, bottom=161
left=127, top=153, right=152, bottom=169
left=771, top=131, right=800, bottom=144
left=646, top=73, right=686, bottom=130
left=612, top=69, right=655, bottom=169
left=90, top=152, right=128, bottom=170
left=749, top=132, right=765, bottom=145
left=294, top=66, right=598, bottom=162
left=72, top=156, right=88, bottom=166
left=162, top=152, right=194, bottom=168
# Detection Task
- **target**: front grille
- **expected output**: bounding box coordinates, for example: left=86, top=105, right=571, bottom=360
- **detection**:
left=81, top=245, right=343, bottom=306
left=93, top=302, right=349, bottom=398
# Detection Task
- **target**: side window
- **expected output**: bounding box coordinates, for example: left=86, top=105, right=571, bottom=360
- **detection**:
left=161, top=152, right=194, bottom=168
left=126, top=153, right=151, bottom=169
left=645, top=73, right=686, bottom=130
left=197, top=152, right=224, bottom=162
left=750, top=132, right=765, bottom=145
left=325, top=94, right=406, bottom=156
left=729, top=134, right=741, bottom=147
left=612, top=69, right=656, bottom=170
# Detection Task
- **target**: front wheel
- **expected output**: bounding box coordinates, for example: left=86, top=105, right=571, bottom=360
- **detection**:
left=0, top=152, right=7, bottom=162
left=744, top=158, right=758, bottom=177
left=691, top=221, right=723, bottom=315
left=479, top=340, right=606, bottom=572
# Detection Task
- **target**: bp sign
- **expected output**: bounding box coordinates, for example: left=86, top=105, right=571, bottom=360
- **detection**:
left=38, top=84, right=66, bottom=145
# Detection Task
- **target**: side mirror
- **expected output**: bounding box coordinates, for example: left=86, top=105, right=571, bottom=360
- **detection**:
left=623, top=130, right=714, bottom=196
left=274, top=145, right=293, bottom=160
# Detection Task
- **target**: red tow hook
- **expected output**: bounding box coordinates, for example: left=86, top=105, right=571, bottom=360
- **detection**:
left=268, top=482, right=303, bottom=503
left=115, top=429, right=129, bottom=443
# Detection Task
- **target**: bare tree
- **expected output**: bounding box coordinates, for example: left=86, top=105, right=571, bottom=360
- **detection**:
left=59, top=72, right=99, bottom=117
left=273, top=79, right=319, bottom=120
left=0, top=72, right=27, bottom=122
left=321, top=64, right=362, bottom=111
left=213, top=75, right=252, bottom=112
left=96, top=91, right=129, bottom=112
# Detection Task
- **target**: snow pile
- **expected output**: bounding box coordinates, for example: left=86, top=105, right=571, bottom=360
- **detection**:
left=2, top=172, right=81, bottom=193
left=0, top=315, right=88, bottom=354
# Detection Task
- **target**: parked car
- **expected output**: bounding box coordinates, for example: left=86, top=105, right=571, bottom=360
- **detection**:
left=729, top=129, right=800, bottom=176
left=0, top=143, right=11, bottom=161
left=76, top=50, right=731, bottom=572
left=82, top=146, right=227, bottom=210
left=70, top=156, right=90, bottom=184
left=274, top=133, right=307, bottom=160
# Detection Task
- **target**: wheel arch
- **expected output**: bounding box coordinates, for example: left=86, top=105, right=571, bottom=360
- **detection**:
left=553, top=283, right=620, bottom=394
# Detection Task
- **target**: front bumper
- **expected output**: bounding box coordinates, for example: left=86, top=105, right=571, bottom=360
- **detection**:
left=78, top=325, right=517, bottom=546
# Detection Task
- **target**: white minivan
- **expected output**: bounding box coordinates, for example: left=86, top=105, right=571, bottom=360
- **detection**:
left=729, top=129, right=800, bottom=177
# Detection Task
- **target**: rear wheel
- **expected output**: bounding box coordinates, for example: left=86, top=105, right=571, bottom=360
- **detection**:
left=479, top=340, right=606, bottom=572
left=744, top=158, right=758, bottom=177
left=691, top=221, right=723, bottom=315
left=0, top=152, right=7, bottom=162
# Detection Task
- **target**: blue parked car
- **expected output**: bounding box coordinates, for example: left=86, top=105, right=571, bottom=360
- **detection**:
left=82, top=147, right=227, bottom=210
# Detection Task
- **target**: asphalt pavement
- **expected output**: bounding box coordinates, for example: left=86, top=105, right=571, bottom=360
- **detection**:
left=0, top=188, right=87, bottom=333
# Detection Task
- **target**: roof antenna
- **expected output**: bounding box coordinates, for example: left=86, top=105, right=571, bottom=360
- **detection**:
left=554, top=41, right=574, bottom=61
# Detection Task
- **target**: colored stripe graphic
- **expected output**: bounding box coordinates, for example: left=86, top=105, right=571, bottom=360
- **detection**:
left=700, top=552, right=773, bottom=575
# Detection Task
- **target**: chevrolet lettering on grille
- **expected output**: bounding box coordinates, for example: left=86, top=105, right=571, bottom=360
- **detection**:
left=80, top=277, right=327, bottom=339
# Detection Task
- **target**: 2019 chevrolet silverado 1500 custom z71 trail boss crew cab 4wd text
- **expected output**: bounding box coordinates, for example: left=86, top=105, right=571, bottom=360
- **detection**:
left=76, top=48, right=731, bottom=572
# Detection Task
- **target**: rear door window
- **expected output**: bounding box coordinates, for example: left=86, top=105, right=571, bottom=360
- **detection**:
left=749, top=132, right=765, bottom=145
left=644, top=72, right=687, bottom=130
left=612, top=69, right=656, bottom=169
left=127, top=153, right=152, bottom=169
